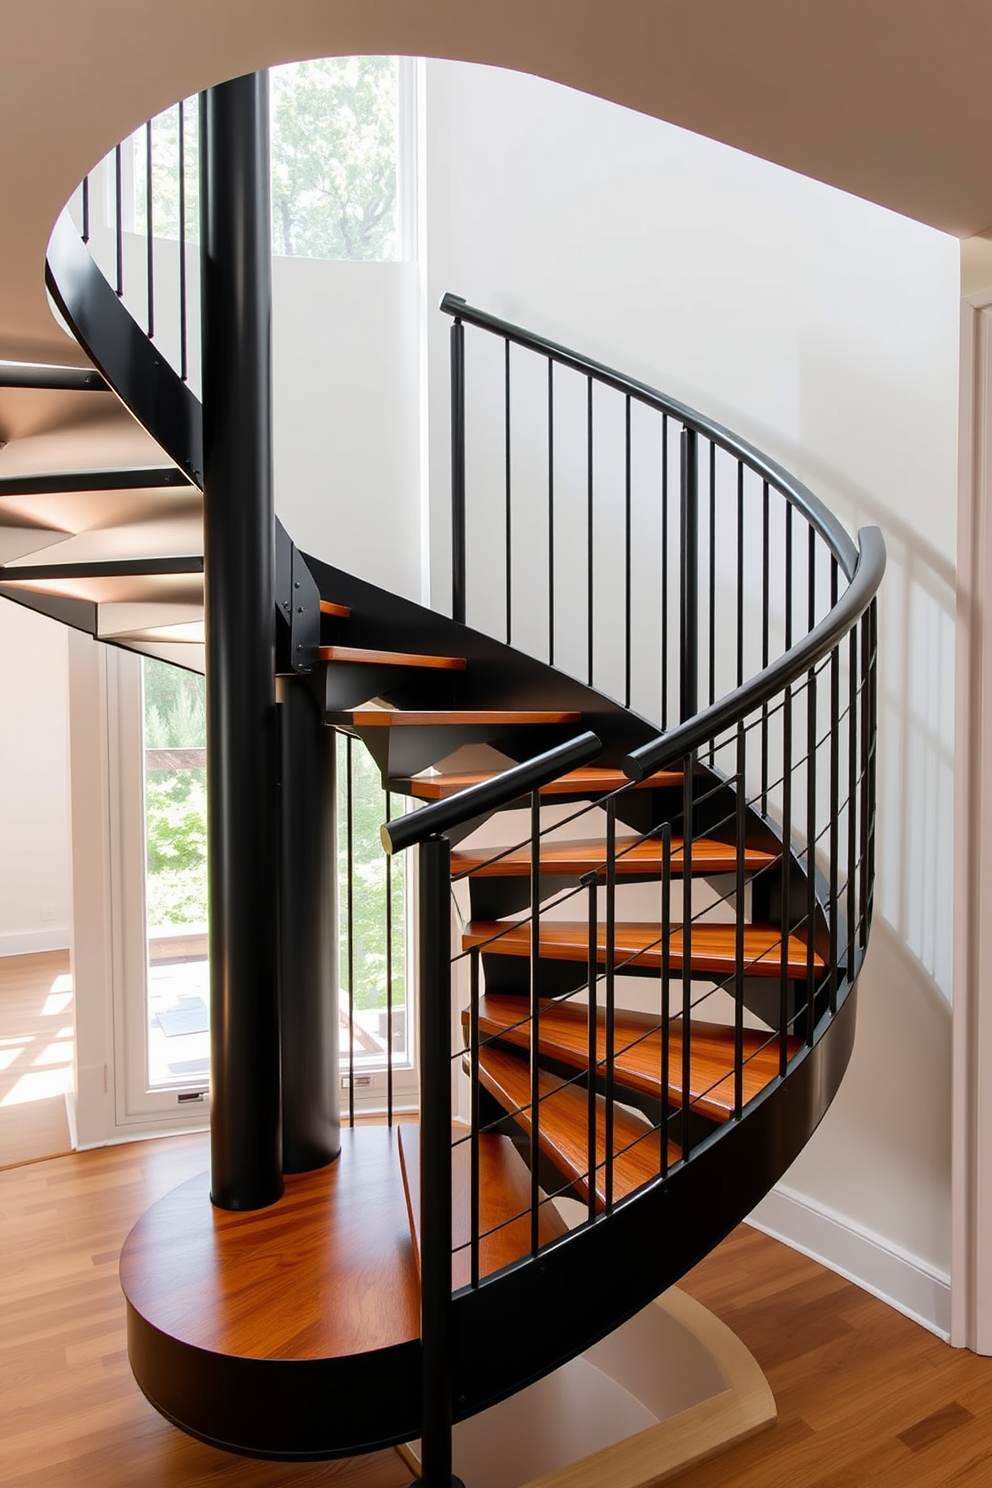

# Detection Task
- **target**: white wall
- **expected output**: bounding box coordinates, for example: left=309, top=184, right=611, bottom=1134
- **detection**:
left=422, top=60, right=960, bottom=1330
left=273, top=255, right=422, bottom=601
left=0, top=600, right=71, bottom=954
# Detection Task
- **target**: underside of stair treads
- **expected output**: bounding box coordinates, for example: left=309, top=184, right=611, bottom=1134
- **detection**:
left=318, top=644, right=466, bottom=668
left=464, top=995, right=797, bottom=1121
left=474, top=1045, right=680, bottom=1208
left=463, top=920, right=823, bottom=980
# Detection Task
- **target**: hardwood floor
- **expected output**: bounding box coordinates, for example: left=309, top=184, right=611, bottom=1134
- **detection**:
left=2, top=1125, right=991, bottom=1485
left=0, top=950, right=73, bottom=1169
left=677, top=1226, right=992, bottom=1486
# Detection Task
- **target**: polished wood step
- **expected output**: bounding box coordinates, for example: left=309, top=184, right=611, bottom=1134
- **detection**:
left=319, top=598, right=351, bottom=618
left=451, top=834, right=776, bottom=879
left=318, top=644, right=466, bottom=669
left=397, top=1124, right=568, bottom=1291
left=337, top=707, right=582, bottom=727
left=397, top=765, right=682, bottom=800
left=463, top=920, right=823, bottom=980
left=476, top=1045, right=680, bottom=1208
left=464, top=994, right=798, bottom=1122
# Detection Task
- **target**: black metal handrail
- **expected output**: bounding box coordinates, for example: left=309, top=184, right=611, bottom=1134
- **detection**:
left=624, top=525, right=885, bottom=780
left=382, top=731, right=602, bottom=855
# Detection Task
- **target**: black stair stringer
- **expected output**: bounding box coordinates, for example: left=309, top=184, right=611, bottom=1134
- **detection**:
left=304, top=554, right=659, bottom=768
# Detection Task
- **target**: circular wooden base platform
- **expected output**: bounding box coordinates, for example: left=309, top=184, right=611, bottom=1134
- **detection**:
left=120, top=1126, right=422, bottom=1460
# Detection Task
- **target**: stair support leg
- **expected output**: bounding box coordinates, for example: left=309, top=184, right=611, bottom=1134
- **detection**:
left=277, top=675, right=340, bottom=1172
left=200, top=70, right=282, bottom=1211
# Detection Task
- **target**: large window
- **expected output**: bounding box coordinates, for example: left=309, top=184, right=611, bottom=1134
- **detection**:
left=132, top=658, right=412, bottom=1117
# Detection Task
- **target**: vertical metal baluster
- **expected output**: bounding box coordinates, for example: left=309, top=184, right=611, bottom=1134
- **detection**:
left=859, top=611, right=871, bottom=948
left=346, top=737, right=355, bottom=1127
left=680, top=428, right=699, bottom=723
left=806, top=668, right=817, bottom=1047
left=604, top=799, right=616, bottom=1213
left=548, top=358, right=555, bottom=666
left=867, top=599, right=879, bottom=932
left=736, top=463, right=745, bottom=689
left=785, top=501, right=794, bottom=650
left=708, top=441, right=716, bottom=726
left=735, top=723, right=746, bottom=1118
left=625, top=394, right=632, bottom=709
left=760, top=482, right=770, bottom=814
left=470, top=947, right=481, bottom=1290
left=681, top=755, right=693, bottom=1158
left=178, top=100, right=188, bottom=383
left=450, top=317, right=466, bottom=624
left=660, top=823, right=672, bottom=1174
left=808, top=522, right=817, bottom=636
left=505, top=338, right=512, bottom=643
left=805, top=524, right=818, bottom=1045
left=847, top=627, right=858, bottom=975
left=145, top=120, right=155, bottom=338
left=583, top=870, right=598, bottom=1222
left=828, top=564, right=840, bottom=1015
left=82, top=175, right=90, bottom=244
left=114, top=143, right=124, bottom=297
left=386, top=791, right=394, bottom=1126
left=586, top=375, right=594, bottom=686
left=661, top=416, right=669, bottom=730
left=779, top=689, right=793, bottom=1075
left=529, top=790, right=542, bottom=1255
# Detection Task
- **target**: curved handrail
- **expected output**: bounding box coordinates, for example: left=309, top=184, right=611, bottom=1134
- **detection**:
left=624, top=525, right=886, bottom=780
left=440, top=293, right=859, bottom=580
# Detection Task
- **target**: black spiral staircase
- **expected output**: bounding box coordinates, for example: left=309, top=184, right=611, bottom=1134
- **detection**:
left=0, top=73, right=883, bottom=1483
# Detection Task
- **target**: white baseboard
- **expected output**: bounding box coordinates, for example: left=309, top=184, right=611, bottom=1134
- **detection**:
left=0, top=926, right=71, bottom=956
left=748, top=1185, right=951, bottom=1341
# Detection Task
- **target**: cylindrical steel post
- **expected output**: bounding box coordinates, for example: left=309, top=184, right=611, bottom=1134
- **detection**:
left=200, top=72, right=282, bottom=1211
left=417, top=834, right=460, bottom=1488
left=277, top=676, right=340, bottom=1173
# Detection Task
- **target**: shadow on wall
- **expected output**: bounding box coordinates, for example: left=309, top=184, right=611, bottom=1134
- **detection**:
left=748, top=418, right=955, bottom=1274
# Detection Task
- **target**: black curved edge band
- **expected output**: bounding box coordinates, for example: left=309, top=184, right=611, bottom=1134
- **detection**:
left=45, top=211, right=204, bottom=489
left=123, top=977, right=857, bottom=1459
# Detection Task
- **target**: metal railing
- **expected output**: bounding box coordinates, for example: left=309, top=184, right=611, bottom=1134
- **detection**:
left=383, top=299, right=884, bottom=1486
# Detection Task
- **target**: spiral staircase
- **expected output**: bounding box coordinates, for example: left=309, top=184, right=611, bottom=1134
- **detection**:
left=0, top=74, right=883, bottom=1482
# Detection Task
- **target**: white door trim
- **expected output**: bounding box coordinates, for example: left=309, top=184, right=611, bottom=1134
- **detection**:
left=952, top=287, right=992, bottom=1352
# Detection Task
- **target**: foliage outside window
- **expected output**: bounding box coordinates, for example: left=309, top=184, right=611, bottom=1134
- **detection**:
left=143, top=659, right=207, bottom=929
left=131, top=56, right=400, bottom=263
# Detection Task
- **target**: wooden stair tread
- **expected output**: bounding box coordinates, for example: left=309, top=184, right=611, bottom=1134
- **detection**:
left=451, top=834, right=776, bottom=878
left=397, top=1124, right=567, bottom=1290
left=463, top=919, right=824, bottom=980
left=465, top=994, right=797, bottom=1121
left=318, top=644, right=466, bottom=670
left=319, top=598, right=351, bottom=617
left=476, top=1046, right=680, bottom=1208
left=396, top=765, right=682, bottom=800
left=338, top=708, right=582, bottom=727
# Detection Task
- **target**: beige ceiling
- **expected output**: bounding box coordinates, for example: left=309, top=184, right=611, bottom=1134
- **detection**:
left=3, top=0, right=991, bottom=366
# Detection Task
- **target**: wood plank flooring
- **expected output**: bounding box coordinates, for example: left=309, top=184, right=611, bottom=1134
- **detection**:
left=2, top=1135, right=991, bottom=1486
left=0, top=949, right=73, bottom=1169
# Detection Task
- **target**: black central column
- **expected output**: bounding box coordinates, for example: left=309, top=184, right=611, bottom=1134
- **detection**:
left=200, top=72, right=282, bottom=1211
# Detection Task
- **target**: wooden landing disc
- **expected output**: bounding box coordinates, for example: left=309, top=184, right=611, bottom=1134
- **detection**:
left=119, top=1126, right=421, bottom=1460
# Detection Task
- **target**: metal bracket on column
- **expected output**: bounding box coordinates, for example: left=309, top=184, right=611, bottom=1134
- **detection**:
left=276, top=517, right=319, bottom=673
